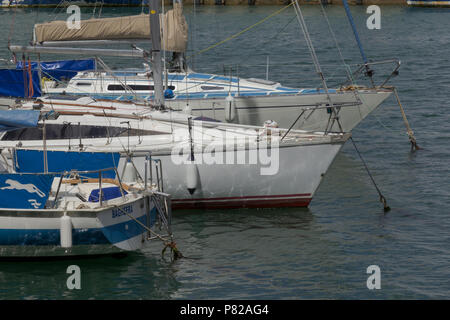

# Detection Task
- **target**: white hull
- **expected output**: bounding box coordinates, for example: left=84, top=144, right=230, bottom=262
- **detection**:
left=0, top=113, right=349, bottom=210
left=165, top=89, right=392, bottom=132
left=41, top=70, right=392, bottom=132
left=11, top=87, right=391, bottom=134
left=121, top=143, right=345, bottom=209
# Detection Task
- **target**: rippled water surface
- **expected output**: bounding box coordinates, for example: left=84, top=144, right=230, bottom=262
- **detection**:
left=0, top=5, right=449, bottom=299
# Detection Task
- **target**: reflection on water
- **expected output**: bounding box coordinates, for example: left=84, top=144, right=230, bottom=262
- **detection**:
left=0, top=253, right=181, bottom=299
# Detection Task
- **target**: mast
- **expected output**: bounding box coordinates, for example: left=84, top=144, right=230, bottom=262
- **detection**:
left=149, top=0, right=165, bottom=109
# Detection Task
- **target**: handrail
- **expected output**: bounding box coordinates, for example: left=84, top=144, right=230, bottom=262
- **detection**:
left=346, top=59, right=401, bottom=88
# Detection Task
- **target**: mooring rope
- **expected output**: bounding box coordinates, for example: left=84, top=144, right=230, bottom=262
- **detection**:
left=111, top=200, right=183, bottom=260
left=350, top=137, right=390, bottom=212
left=393, top=88, right=420, bottom=151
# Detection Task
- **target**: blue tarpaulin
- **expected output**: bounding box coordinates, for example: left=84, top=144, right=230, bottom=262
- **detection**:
left=14, top=150, right=120, bottom=179
left=16, top=59, right=96, bottom=81
left=88, top=186, right=127, bottom=202
left=0, top=173, right=54, bottom=209
left=0, top=109, right=40, bottom=132
left=0, top=69, right=41, bottom=98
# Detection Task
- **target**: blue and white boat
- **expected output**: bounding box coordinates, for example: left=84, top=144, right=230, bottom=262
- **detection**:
left=407, top=0, right=450, bottom=6
left=0, top=170, right=161, bottom=258
left=0, top=109, right=174, bottom=258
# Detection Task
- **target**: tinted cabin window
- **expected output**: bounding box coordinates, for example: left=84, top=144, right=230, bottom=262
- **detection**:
left=76, top=82, right=92, bottom=86
left=201, top=86, right=224, bottom=91
left=1, top=124, right=162, bottom=141
left=107, top=84, right=175, bottom=91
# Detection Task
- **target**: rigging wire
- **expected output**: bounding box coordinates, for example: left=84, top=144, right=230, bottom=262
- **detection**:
left=50, top=0, right=70, bottom=23
left=186, top=2, right=294, bottom=60
left=291, top=0, right=343, bottom=134
left=318, top=2, right=353, bottom=84
left=317, top=2, right=363, bottom=114
left=7, top=5, right=18, bottom=48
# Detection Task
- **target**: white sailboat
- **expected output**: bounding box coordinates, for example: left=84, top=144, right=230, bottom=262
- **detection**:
left=0, top=110, right=349, bottom=209
left=7, top=1, right=395, bottom=133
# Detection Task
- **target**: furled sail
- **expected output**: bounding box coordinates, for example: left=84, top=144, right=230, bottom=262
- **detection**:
left=33, top=3, right=188, bottom=52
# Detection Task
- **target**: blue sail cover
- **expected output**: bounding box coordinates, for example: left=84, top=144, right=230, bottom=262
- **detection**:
left=0, top=69, right=41, bottom=98
left=0, top=110, right=40, bottom=132
left=0, top=173, right=54, bottom=209
left=16, top=59, right=96, bottom=81
left=15, top=150, right=120, bottom=179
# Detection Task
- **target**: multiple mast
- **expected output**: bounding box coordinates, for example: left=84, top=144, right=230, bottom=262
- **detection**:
left=9, top=0, right=176, bottom=109
left=7, top=1, right=372, bottom=129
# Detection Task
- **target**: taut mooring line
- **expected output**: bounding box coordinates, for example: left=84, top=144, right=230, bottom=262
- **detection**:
left=350, top=137, right=390, bottom=213
left=393, top=88, right=420, bottom=151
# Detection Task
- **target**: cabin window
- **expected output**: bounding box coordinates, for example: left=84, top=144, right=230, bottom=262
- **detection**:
left=1, top=124, right=163, bottom=141
left=107, top=84, right=175, bottom=91
left=76, top=82, right=92, bottom=86
left=201, top=86, right=224, bottom=91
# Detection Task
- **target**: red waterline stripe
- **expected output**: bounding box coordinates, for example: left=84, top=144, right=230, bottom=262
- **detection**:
left=172, top=193, right=311, bottom=202
left=172, top=196, right=312, bottom=210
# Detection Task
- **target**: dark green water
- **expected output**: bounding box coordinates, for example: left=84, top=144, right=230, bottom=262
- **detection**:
left=0, top=5, right=449, bottom=299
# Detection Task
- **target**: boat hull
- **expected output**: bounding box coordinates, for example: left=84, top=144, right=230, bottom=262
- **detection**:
left=0, top=114, right=349, bottom=211
left=406, top=0, right=450, bottom=6
left=0, top=197, right=152, bottom=258
left=165, top=89, right=392, bottom=132
left=40, top=89, right=391, bottom=132
left=118, top=142, right=346, bottom=210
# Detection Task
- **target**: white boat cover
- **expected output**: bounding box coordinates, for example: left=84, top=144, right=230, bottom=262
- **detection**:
left=33, top=3, right=188, bottom=52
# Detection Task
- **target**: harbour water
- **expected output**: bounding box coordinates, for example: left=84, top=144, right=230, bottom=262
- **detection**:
left=0, top=5, right=449, bottom=299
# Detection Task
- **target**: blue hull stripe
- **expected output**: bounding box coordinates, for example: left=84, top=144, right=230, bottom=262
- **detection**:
left=0, top=214, right=150, bottom=246
left=0, top=228, right=109, bottom=246
left=100, top=214, right=148, bottom=245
